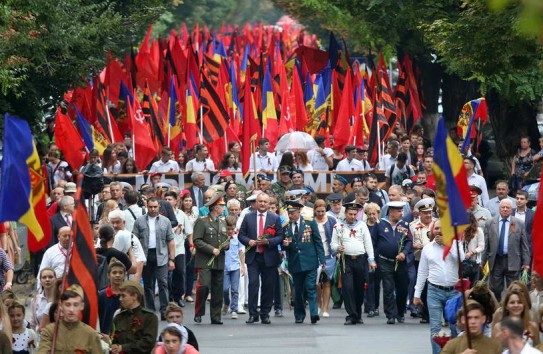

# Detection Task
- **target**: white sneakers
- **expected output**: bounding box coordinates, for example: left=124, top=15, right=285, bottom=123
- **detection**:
left=322, top=312, right=330, bottom=318
left=231, top=311, right=238, bottom=319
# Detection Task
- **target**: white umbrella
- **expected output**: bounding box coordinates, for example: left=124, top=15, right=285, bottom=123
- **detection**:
left=274, top=131, right=317, bottom=153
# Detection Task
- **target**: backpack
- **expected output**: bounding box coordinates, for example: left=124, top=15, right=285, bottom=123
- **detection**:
left=96, top=253, right=109, bottom=291
left=389, top=164, right=414, bottom=186
left=444, top=294, right=463, bottom=325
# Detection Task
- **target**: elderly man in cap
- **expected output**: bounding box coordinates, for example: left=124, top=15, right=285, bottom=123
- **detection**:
left=193, top=193, right=229, bottom=324
left=332, top=174, right=348, bottom=196
left=371, top=201, right=413, bottom=324
left=256, top=174, right=273, bottom=193
left=337, top=145, right=365, bottom=171
left=326, top=193, right=345, bottom=220
left=282, top=200, right=326, bottom=324
left=286, top=189, right=314, bottom=219
left=469, top=185, right=492, bottom=230
left=408, top=197, right=436, bottom=322
left=272, top=165, right=293, bottom=197
left=110, top=280, right=158, bottom=354
left=331, top=201, right=376, bottom=325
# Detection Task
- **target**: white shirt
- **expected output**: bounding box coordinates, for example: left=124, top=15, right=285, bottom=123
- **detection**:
left=308, top=148, right=333, bottom=170
left=379, top=154, right=397, bottom=171
left=414, top=240, right=465, bottom=297
left=149, top=159, right=180, bottom=173
left=113, top=229, right=147, bottom=264
left=295, top=163, right=314, bottom=171
left=502, top=343, right=542, bottom=354
left=186, top=158, right=216, bottom=172
left=249, top=152, right=278, bottom=172
left=498, top=216, right=511, bottom=254
left=172, top=209, right=194, bottom=255
left=336, top=158, right=365, bottom=171
left=330, top=220, right=375, bottom=259
left=488, top=197, right=517, bottom=217
left=467, top=173, right=490, bottom=207
left=148, top=216, right=158, bottom=249
left=38, top=243, right=71, bottom=289
left=124, top=204, right=143, bottom=232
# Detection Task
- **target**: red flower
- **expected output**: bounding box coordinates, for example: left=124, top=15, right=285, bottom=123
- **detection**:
left=265, top=227, right=276, bottom=235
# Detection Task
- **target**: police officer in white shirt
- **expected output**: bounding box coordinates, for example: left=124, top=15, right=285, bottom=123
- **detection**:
left=186, top=144, right=216, bottom=172
left=149, top=147, right=181, bottom=173
left=249, top=138, right=278, bottom=174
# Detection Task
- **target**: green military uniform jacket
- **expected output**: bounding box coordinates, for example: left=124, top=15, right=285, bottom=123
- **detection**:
left=111, top=306, right=158, bottom=354
left=441, top=333, right=502, bottom=354
left=37, top=320, right=103, bottom=354
left=283, top=217, right=326, bottom=274
left=193, top=215, right=229, bottom=270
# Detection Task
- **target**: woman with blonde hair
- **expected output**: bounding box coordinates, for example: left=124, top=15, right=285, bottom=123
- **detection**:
left=99, top=199, right=119, bottom=227
left=30, top=268, right=58, bottom=332
left=493, top=289, right=539, bottom=346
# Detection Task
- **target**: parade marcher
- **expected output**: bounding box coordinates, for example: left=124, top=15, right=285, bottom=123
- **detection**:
left=380, top=185, right=411, bottom=218
left=469, top=185, right=492, bottom=230
left=193, top=194, right=229, bottom=324
left=154, top=323, right=200, bottom=354
left=364, top=203, right=381, bottom=317
left=413, top=219, right=464, bottom=354
left=336, top=145, right=365, bottom=171
left=222, top=216, right=243, bottom=319
left=109, top=281, right=158, bottom=354
left=38, top=226, right=71, bottom=287
left=331, top=174, right=348, bottom=196
left=440, top=302, right=502, bottom=354
left=482, top=199, right=530, bottom=301
left=272, top=166, right=293, bottom=198
left=132, top=198, right=175, bottom=318
left=364, top=173, right=389, bottom=208
left=461, top=212, right=485, bottom=285
left=308, top=135, right=334, bottom=170
left=150, top=147, right=181, bottom=173
left=30, top=268, right=56, bottom=332
left=98, top=258, right=126, bottom=334
left=413, top=155, right=436, bottom=191
left=37, top=285, right=103, bottom=354
left=238, top=193, right=284, bottom=324
left=123, top=190, right=144, bottom=233
left=379, top=140, right=399, bottom=171
left=9, top=302, right=38, bottom=354
left=282, top=201, right=326, bottom=324
left=326, top=193, right=345, bottom=221
left=331, top=202, right=376, bottom=325
left=384, top=152, right=415, bottom=189
left=498, top=317, right=543, bottom=354
left=256, top=174, right=273, bottom=194
left=487, top=181, right=517, bottom=217
left=186, top=144, right=216, bottom=172
left=49, top=196, right=74, bottom=245
left=187, top=172, right=208, bottom=210
left=249, top=138, right=279, bottom=175
left=512, top=190, right=535, bottom=256
left=372, top=201, right=413, bottom=324
left=289, top=169, right=309, bottom=191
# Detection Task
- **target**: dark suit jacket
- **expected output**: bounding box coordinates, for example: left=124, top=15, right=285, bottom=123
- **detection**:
left=482, top=215, right=530, bottom=272
left=188, top=185, right=209, bottom=209
left=238, top=211, right=284, bottom=267
left=50, top=212, right=68, bottom=245
left=512, top=208, right=534, bottom=249
left=282, top=218, right=325, bottom=273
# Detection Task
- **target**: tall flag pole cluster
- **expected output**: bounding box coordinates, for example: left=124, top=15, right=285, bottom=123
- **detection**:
left=50, top=22, right=423, bottom=170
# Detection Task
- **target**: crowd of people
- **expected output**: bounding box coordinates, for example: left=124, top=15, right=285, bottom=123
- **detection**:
left=2, top=123, right=543, bottom=353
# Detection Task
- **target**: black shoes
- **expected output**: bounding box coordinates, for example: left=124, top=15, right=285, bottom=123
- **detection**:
left=356, top=318, right=364, bottom=324
left=178, top=299, right=186, bottom=308
left=387, top=318, right=395, bottom=324
left=246, top=316, right=259, bottom=324
left=368, top=311, right=375, bottom=318
left=373, top=309, right=380, bottom=317
left=275, top=309, right=283, bottom=317
left=332, top=303, right=342, bottom=309
left=344, top=320, right=356, bottom=325
left=397, top=317, right=405, bottom=323
left=211, top=320, right=223, bottom=325
left=194, top=315, right=202, bottom=323
left=261, top=316, right=271, bottom=324
left=311, top=315, right=320, bottom=324
left=295, top=319, right=304, bottom=324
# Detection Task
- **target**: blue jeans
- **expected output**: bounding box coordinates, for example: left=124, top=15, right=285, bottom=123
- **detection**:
left=223, top=269, right=240, bottom=312
left=427, top=284, right=458, bottom=354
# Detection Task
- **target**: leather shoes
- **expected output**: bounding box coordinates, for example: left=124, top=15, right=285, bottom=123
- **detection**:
left=295, top=319, right=304, bottom=324
left=211, top=320, right=223, bottom=325
left=356, top=318, right=364, bottom=324
left=246, top=316, right=259, bottom=324
left=274, top=309, right=283, bottom=317
left=261, top=316, right=271, bottom=324
left=194, top=315, right=202, bottom=323
left=311, top=315, right=320, bottom=324
left=397, top=317, right=405, bottom=323
left=178, top=299, right=186, bottom=308
left=344, top=320, right=356, bottom=325
left=387, top=318, right=395, bottom=324
left=374, top=309, right=380, bottom=316
left=332, top=303, right=342, bottom=309
left=367, top=311, right=375, bottom=318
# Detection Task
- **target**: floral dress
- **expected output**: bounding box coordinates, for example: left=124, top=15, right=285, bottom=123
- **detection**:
left=514, top=148, right=536, bottom=178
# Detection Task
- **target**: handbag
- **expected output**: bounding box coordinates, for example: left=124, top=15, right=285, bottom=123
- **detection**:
left=462, top=259, right=478, bottom=278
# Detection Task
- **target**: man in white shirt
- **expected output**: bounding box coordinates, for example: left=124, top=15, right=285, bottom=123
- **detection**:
left=464, top=156, right=490, bottom=207
left=413, top=219, right=464, bottom=354
left=123, top=190, right=143, bottom=232
left=379, top=140, right=399, bottom=171
left=249, top=138, right=278, bottom=174
left=336, top=145, right=364, bottom=171
left=487, top=181, right=517, bottom=217
left=149, top=147, right=180, bottom=173
left=355, top=146, right=372, bottom=171
left=498, top=317, right=543, bottom=354
left=307, top=135, right=333, bottom=170
left=38, top=226, right=72, bottom=288
left=186, top=144, right=216, bottom=172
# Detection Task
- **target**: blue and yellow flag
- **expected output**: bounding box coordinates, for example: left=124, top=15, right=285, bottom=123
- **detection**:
left=432, top=117, right=472, bottom=259
left=0, top=113, right=51, bottom=251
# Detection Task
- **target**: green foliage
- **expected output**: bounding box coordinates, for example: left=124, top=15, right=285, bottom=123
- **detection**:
left=0, top=0, right=169, bottom=128
left=422, top=0, right=543, bottom=104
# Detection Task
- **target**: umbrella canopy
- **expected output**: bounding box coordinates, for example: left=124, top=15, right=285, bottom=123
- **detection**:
left=275, top=131, right=317, bottom=153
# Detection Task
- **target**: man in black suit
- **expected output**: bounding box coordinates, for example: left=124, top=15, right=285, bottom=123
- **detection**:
left=238, top=193, right=284, bottom=324
left=512, top=190, right=535, bottom=256
left=188, top=172, right=208, bottom=210
left=50, top=195, right=74, bottom=245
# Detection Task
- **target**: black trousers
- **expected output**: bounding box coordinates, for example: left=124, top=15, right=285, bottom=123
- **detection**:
left=341, top=255, right=368, bottom=322
left=380, top=258, right=409, bottom=320
left=170, top=254, right=186, bottom=302
left=490, top=255, right=519, bottom=302
left=195, top=268, right=224, bottom=322
left=247, top=253, right=277, bottom=319
left=365, top=263, right=381, bottom=312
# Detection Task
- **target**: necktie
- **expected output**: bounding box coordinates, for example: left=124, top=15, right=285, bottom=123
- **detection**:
left=293, top=222, right=298, bottom=236
left=258, top=214, right=265, bottom=253
left=197, top=188, right=204, bottom=208
left=65, top=214, right=71, bottom=227
left=498, top=218, right=507, bottom=256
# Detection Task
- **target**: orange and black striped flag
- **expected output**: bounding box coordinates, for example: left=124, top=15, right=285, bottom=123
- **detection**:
left=142, top=82, right=166, bottom=149
left=204, top=54, right=221, bottom=87
left=200, top=73, right=229, bottom=142
left=66, top=175, right=98, bottom=328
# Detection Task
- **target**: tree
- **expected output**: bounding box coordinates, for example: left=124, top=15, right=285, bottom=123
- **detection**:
left=0, top=0, right=170, bottom=130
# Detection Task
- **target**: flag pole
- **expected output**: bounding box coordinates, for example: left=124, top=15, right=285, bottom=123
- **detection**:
left=168, top=125, right=171, bottom=148
left=252, top=136, right=258, bottom=190
left=105, top=87, right=115, bottom=143
left=199, top=105, right=204, bottom=144
left=377, top=122, right=382, bottom=168
left=454, top=224, right=472, bottom=349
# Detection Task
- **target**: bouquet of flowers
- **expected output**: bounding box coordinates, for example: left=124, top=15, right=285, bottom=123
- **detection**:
left=245, top=226, right=276, bottom=253
left=432, top=331, right=451, bottom=348
left=395, top=226, right=409, bottom=271
left=207, top=234, right=233, bottom=266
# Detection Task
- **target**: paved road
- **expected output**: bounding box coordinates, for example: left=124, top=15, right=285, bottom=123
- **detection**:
left=173, top=303, right=432, bottom=354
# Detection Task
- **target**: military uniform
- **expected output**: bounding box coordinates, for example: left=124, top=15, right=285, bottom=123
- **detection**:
left=111, top=305, right=159, bottom=354
left=409, top=219, right=435, bottom=261
left=283, top=216, right=325, bottom=323
left=193, top=214, right=229, bottom=323
left=471, top=204, right=492, bottom=230
left=38, top=320, right=103, bottom=354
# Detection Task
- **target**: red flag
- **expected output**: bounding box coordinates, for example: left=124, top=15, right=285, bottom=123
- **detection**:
left=128, top=99, right=157, bottom=171
left=278, top=63, right=294, bottom=136
left=533, top=165, right=543, bottom=277
left=241, top=82, right=260, bottom=177
left=333, top=69, right=354, bottom=153
left=291, top=66, right=307, bottom=132
left=54, top=109, right=87, bottom=169
left=294, top=46, right=329, bottom=74
left=66, top=176, right=98, bottom=327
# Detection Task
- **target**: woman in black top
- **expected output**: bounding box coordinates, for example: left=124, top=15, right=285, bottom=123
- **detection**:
left=96, top=225, right=134, bottom=273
